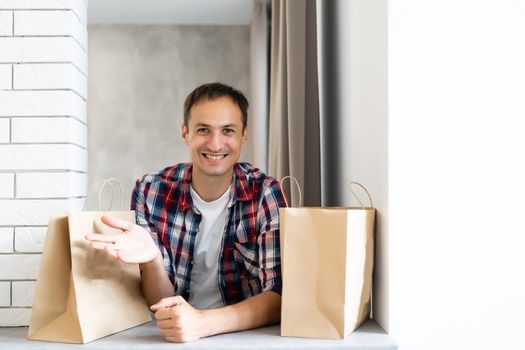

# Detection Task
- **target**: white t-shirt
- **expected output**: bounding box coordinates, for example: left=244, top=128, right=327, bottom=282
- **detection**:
left=188, top=185, right=230, bottom=309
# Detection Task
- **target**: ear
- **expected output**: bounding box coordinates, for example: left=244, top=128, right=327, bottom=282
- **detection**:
left=181, top=123, right=189, bottom=145
left=242, top=128, right=248, bottom=145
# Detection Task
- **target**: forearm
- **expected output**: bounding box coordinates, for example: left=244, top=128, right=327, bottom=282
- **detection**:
left=140, top=254, right=175, bottom=306
left=202, top=291, right=281, bottom=337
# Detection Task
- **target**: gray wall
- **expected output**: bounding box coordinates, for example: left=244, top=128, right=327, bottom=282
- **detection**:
left=87, top=25, right=250, bottom=208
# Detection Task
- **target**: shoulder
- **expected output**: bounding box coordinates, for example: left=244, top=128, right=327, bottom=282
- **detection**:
left=236, top=163, right=286, bottom=204
left=237, top=162, right=278, bottom=187
left=135, top=163, right=190, bottom=191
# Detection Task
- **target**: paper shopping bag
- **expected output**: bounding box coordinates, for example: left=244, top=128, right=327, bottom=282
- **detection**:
left=280, top=182, right=375, bottom=339
left=28, top=210, right=151, bottom=343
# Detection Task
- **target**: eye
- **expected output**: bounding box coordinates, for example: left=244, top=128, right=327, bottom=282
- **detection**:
left=196, top=128, right=210, bottom=135
left=223, top=128, right=235, bottom=135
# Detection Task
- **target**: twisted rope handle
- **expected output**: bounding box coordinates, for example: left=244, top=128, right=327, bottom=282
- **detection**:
left=280, top=176, right=303, bottom=207
left=98, top=178, right=124, bottom=211
left=82, top=178, right=124, bottom=211
left=349, top=182, right=374, bottom=208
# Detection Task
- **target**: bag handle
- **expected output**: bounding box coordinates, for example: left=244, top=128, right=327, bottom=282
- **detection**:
left=82, top=178, right=124, bottom=211
left=279, top=177, right=373, bottom=208
left=280, top=176, right=303, bottom=207
left=349, top=182, right=374, bottom=208
left=98, top=178, right=124, bottom=211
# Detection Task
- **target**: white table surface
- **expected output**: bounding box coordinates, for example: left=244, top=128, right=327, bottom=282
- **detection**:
left=0, top=319, right=397, bottom=350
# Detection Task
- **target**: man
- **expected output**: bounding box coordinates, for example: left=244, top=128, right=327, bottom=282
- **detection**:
left=86, top=82, right=287, bottom=343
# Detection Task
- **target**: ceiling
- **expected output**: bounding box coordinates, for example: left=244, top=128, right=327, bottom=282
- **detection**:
left=87, top=0, right=253, bottom=25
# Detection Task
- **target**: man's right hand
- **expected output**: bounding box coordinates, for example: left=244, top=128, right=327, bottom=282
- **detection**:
left=85, top=215, right=161, bottom=264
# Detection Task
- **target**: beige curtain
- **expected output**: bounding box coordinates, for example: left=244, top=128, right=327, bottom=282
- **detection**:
left=268, top=0, right=320, bottom=206
left=248, top=0, right=270, bottom=173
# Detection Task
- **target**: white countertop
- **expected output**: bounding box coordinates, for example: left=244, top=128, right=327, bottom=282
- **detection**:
left=0, top=319, right=397, bottom=349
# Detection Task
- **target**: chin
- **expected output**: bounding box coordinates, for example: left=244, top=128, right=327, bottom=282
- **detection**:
left=196, top=165, right=231, bottom=177
left=200, top=172, right=231, bottom=179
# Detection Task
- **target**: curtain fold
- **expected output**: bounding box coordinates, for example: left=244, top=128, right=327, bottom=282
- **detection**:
left=265, top=0, right=386, bottom=328
left=248, top=0, right=270, bottom=173
left=316, top=0, right=343, bottom=206
left=268, top=0, right=320, bottom=206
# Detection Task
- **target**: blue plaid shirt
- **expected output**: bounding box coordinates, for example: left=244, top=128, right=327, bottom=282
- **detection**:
left=131, top=163, right=287, bottom=305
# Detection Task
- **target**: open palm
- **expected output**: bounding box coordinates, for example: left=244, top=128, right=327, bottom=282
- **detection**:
left=85, top=215, right=160, bottom=264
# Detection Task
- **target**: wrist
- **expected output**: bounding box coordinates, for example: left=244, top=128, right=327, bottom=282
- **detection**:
left=139, top=251, right=162, bottom=271
left=199, top=309, right=214, bottom=338
left=200, top=305, right=232, bottom=337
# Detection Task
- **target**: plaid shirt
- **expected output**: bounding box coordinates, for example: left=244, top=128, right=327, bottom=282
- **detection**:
left=131, top=162, right=287, bottom=305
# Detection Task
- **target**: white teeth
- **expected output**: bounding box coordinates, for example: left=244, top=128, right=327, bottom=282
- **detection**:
left=204, top=154, right=226, bottom=160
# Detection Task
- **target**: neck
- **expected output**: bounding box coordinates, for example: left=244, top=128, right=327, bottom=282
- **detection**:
left=191, top=168, right=234, bottom=202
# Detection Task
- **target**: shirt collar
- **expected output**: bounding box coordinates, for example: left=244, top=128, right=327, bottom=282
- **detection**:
left=177, top=163, right=253, bottom=211
left=230, top=163, right=253, bottom=205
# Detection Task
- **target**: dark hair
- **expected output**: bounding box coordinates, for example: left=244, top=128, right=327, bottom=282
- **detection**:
left=183, top=82, right=249, bottom=130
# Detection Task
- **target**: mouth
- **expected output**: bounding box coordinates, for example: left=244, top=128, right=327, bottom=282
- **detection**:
left=202, top=152, right=228, bottom=160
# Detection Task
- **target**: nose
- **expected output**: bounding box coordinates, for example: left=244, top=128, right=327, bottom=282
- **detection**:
left=207, top=131, right=224, bottom=152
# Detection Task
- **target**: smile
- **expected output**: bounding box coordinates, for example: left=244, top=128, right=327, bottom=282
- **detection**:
left=202, top=153, right=228, bottom=160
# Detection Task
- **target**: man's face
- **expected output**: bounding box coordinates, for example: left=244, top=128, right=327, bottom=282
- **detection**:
left=182, top=96, right=247, bottom=181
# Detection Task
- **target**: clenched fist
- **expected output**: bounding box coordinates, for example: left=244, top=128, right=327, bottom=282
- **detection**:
left=151, top=296, right=209, bottom=343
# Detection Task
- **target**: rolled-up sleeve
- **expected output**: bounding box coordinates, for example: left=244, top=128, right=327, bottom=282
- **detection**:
left=130, top=178, right=175, bottom=285
left=131, top=178, right=155, bottom=232
left=257, top=180, right=287, bottom=295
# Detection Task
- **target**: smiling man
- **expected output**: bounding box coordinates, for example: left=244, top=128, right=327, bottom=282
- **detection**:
left=85, top=83, right=287, bottom=343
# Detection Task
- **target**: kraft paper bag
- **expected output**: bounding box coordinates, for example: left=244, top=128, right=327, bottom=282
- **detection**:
left=28, top=180, right=151, bottom=344
left=280, top=180, right=375, bottom=339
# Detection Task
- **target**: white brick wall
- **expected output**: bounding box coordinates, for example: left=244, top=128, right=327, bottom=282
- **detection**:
left=0, top=0, right=87, bottom=326
left=0, top=173, right=14, bottom=197
left=11, top=117, right=87, bottom=147
left=0, top=64, right=11, bottom=89
left=14, top=227, right=47, bottom=252
left=17, top=172, right=87, bottom=198
left=0, top=309, right=31, bottom=327
left=12, top=281, right=35, bottom=307
left=0, top=227, right=14, bottom=252
left=0, top=282, right=10, bottom=306
left=0, top=1, right=87, bottom=25
left=0, top=37, right=87, bottom=74
left=0, top=117, right=9, bottom=142
left=0, top=198, right=83, bottom=225
left=14, top=10, right=87, bottom=50
left=0, top=144, right=87, bottom=171
left=0, top=10, right=12, bottom=36
left=0, top=90, right=86, bottom=122
left=0, top=254, right=41, bottom=279
left=14, top=63, right=87, bottom=98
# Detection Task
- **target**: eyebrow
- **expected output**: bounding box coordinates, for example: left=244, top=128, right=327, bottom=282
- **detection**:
left=194, top=123, right=238, bottom=129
